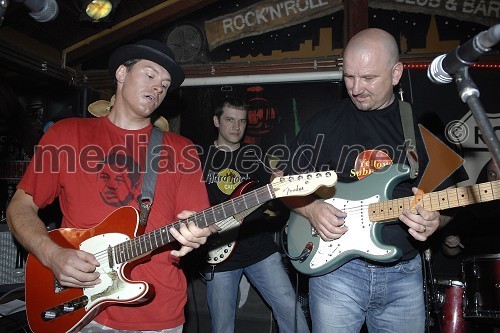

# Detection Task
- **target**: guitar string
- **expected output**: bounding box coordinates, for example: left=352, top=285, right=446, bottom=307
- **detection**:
left=89, top=179, right=498, bottom=264
left=330, top=180, right=500, bottom=220
left=125, top=172, right=331, bottom=259
left=86, top=182, right=276, bottom=264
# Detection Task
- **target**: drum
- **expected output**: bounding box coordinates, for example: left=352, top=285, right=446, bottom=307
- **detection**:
left=462, top=254, right=500, bottom=321
left=434, top=279, right=467, bottom=333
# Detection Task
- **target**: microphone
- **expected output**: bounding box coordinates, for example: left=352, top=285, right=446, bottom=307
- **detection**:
left=0, top=0, right=8, bottom=26
left=15, top=0, right=59, bottom=22
left=427, top=24, right=500, bottom=84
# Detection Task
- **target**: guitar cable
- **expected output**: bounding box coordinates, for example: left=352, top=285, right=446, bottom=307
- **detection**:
left=280, top=224, right=312, bottom=262
left=423, top=248, right=442, bottom=333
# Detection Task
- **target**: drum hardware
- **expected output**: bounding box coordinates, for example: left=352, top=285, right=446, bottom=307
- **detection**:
left=462, top=254, right=500, bottom=321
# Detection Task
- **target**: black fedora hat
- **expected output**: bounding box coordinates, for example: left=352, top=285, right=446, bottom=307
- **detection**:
left=108, top=39, right=185, bottom=91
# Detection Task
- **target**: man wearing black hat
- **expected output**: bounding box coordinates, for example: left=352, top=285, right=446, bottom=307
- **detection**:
left=7, top=40, right=213, bottom=332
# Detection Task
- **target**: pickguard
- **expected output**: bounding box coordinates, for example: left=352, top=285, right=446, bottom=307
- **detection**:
left=309, top=195, right=392, bottom=270
left=80, top=233, right=146, bottom=310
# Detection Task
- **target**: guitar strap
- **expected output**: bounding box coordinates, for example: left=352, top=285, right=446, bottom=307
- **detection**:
left=399, top=100, right=419, bottom=179
left=138, top=127, right=163, bottom=227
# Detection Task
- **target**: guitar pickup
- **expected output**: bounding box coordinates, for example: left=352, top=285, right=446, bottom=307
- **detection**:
left=42, top=296, right=89, bottom=321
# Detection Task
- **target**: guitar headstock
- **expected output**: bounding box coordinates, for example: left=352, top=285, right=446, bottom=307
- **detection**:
left=270, top=171, right=337, bottom=198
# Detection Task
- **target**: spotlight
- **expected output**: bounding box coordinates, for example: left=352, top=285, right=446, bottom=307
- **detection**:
left=0, top=0, right=8, bottom=26
left=80, top=0, right=120, bottom=22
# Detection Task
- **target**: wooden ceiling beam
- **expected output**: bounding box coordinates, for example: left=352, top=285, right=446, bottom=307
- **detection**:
left=62, top=0, right=217, bottom=66
left=343, top=0, right=368, bottom=46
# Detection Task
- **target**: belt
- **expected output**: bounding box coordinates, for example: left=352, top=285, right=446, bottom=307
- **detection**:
left=358, top=257, right=414, bottom=267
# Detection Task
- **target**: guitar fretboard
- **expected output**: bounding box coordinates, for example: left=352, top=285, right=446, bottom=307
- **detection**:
left=113, top=184, right=275, bottom=264
left=369, top=180, right=500, bottom=222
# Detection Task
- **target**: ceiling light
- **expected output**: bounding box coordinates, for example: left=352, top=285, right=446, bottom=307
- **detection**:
left=80, top=0, right=119, bottom=22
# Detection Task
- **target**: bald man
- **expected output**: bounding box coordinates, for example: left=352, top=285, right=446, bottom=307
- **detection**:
left=282, top=28, right=466, bottom=332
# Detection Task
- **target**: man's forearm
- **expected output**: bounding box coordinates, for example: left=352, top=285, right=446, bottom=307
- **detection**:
left=6, top=191, right=58, bottom=267
left=281, top=195, right=317, bottom=218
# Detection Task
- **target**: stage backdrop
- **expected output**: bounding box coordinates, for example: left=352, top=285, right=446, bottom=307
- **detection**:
left=178, top=67, right=500, bottom=183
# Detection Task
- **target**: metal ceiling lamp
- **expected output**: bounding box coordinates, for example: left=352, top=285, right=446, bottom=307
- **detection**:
left=80, top=0, right=120, bottom=22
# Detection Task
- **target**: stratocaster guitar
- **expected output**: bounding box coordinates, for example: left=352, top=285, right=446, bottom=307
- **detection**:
left=25, top=170, right=337, bottom=333
left=287, top=164, right=499, bottom=276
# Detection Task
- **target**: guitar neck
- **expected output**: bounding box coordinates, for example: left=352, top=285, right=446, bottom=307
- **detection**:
left=113, top=184, right=275, bottom=264
left=369, top=180, right=500, bottom=222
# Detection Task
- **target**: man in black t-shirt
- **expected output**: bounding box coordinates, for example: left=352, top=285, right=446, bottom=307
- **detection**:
left=198, top=98, right=310, bottom=333
left=281, top=28, right=466, bottom=333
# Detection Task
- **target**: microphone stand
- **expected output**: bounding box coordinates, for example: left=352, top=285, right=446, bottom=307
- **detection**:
left=453, top=66, right=500, bottom=169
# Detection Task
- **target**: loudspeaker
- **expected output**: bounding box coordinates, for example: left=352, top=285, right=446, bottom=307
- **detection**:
left=0, top=224, right=24, bottom=287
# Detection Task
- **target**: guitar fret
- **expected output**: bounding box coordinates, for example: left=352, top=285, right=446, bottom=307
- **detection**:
left=470, top=184, right=482, bottom=203
left=120, top=243, right=126, bottom=262
left=163, top=228, right=168, bottom=245
left=385, top=201, right=393, bottom=218
left=369, top=180, right=500, bottom=223
left=145, top=233, right=152, bottom=253
left=133, top=238, right=139, bottom=256
left=139, top=238, right=144, bottom=255
left=456, top=187, right=467, bottom=206
left=109, top=171, right=335, bottom=263
left=436, top=190, right=445, bottom=210
left=131, top=240, right=137, bottom=259
left=382, top=200, right=390, bottom=220
left=456, top=186, right=469, bottom=206
left=479, top=182, right=494, bottom=201
left=150, top=232, right=156, bottom=251
left=205, top=209, right=217, bottom=227
left=155, top=229, right=162, bottom=248
left=266, top=184, right=275, bottom=199
left=448, top=187, right=457, bottom=206
left=115, top=244, right=122, bottom=264
left=212, top=205, right=226, bottom=224
left=129, top=240, right=135, bottom=259
left=123, top=241, right=132, bottom=261
left=494, top=181, right=500, bottom=200
left=395, top=198, right=405, bottom=216
left=434, top=191, right=444, bottom=210
left=423, top=192, right=433, bottom=210
left=151, top=230, right=158, bottom=249
left=138, top=235, right=144, bottom=254
left=241, top=195, right=249, bottom=209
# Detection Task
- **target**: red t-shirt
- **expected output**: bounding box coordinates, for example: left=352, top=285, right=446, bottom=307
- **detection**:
left=19, top=116, right=210, bottom=330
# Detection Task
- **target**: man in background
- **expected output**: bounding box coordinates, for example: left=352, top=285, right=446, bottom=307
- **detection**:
left=198, top=97, right=310, bottom=333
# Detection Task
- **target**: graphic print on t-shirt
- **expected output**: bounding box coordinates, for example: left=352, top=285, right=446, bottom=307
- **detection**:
left=351, top=150, right=393, bottom=180
left=96, top=152, right=141, bottom=207
left=205, top=168, right=250, bottom=195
